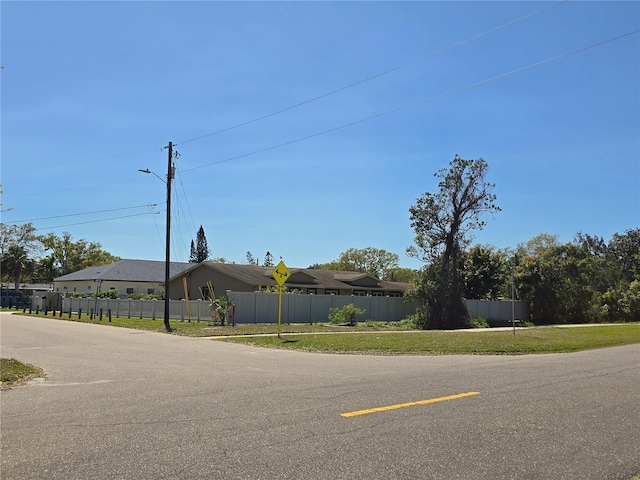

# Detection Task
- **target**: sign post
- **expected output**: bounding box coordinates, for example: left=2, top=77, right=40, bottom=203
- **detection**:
left=272, top=261, right=290, bottom=338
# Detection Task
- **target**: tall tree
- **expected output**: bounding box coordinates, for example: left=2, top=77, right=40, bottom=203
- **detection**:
left=246, top=251, right=257, bottom=265
left=607, top=228, right=640, bottom=283
left=39, top=232, right=119, bottom=278
left=189, top=225, right=210, bottom=263
left=1, top=244, right=35, bottom=292
left=408, top=156, right=500, bottom=329
left=0, top=223, right=40, bottom=291
left=263, top=251, right=274, bottom=267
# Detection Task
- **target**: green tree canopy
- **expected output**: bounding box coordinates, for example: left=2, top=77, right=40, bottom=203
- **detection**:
left=39, top=232, right=119, bottom=280
left=0, top=223, right=41, bottom=291
left=514, top=229, right=640, bottom=324
left=314, top=247, right=400, bottom=280
left=463, top=244, right=509, bottom=300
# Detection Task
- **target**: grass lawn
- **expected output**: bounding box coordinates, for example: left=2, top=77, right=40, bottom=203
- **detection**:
left=1, top=358, right=45, bottom=389
left=5, top=309, right=419, bottom=336
left=6, top=311, right=640, bottom=355
left=4, top=309, right=400, bottom=336
left=218, top=324, right=640, bottom=355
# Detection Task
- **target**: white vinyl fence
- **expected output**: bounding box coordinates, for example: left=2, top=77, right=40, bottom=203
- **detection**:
left=227, top=292, right=418, bottom=324
left=32, top=293, right=529, bottom=325
left=32, top=297, right=214, bottom=322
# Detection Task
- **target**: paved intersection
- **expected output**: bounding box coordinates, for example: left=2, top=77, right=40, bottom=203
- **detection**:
left=1, top=313, right=638, bottom=479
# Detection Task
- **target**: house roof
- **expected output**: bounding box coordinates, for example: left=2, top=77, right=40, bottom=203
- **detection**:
left=54, top=259, right=192, bottom=283
left=179, top=263, right=410, bottom=292
left=53, top=260, right=411, bottom=292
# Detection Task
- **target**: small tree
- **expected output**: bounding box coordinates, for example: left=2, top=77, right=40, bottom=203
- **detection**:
left=209, top=296, right=232, bottom=326
left=328, top=303, right=366, bottom=326
left=246, top=251, right=257, bottom=265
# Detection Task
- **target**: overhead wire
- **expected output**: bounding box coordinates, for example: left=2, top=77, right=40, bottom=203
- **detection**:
left=125, top=0, right=573, bottom=264
left=170, top=186, right=189, bottom=263
left=5, top=204, right=160, bottom=225
left=175, top=167, right=199, bottom=243
left=32, top=211, right=159, bottom=232
left=181, top=29, right=640, bottom=174
left=2, top=0, right=570, bottom=214
left=174, top=0, right=569, bottom=147
left=158, top=2, right=572, bottom=260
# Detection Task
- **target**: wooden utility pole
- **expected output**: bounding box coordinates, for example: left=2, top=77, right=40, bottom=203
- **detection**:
left=163, top=142, right=175, bottom=332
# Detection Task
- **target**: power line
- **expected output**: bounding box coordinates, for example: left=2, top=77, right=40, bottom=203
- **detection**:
left=182, top=29, right=639, bottom=174
left=33, top=211, right=160, bottom=232
left=2, top=1, right=568, bottom=183
left=174, top=0, right=568, bottom=147
left=5, top=204, right=160, bottom=225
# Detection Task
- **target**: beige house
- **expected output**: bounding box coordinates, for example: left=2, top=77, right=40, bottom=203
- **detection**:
left=54, top=259, right=411, bottom=300
left=168, top=263, right=410, bottom=300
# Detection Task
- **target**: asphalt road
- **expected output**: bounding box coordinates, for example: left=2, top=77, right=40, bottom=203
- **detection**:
left=1, top=313, right=638, bottom=480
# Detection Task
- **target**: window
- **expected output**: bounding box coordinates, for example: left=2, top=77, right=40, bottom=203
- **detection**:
left=202, top=286, right=213, bottom=298
left=388, top=292, right=403, bottom=298
left=352, top=291, right=367, bottom=296
left=307, top=288, right=317, bottom=295
left=147, top=288, right=155, bottom=295
left=126, top=288, right=134, bottom=295
left=370, top=291, right=384, bottom=297
left=325, top=289, right=339, bottom=295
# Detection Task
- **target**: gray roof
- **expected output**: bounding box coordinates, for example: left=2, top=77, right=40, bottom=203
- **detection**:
left=185, top=263, right=410, bottom=291
left=54, top=259, right=192, bottom=283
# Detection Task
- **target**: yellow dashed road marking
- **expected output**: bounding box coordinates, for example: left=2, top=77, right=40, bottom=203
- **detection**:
left=341, top=391, right=480, bottom=417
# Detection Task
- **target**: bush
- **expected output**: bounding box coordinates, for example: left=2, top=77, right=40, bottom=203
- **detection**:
left=328, top=303, right=366, bottom=326
left=208, top=296, right=232, bottom=326
left=471, top=316, right=490, bottom=328
left=128, top=292, right=164, bottom=300
left=93, top=289, right=119, bottom=299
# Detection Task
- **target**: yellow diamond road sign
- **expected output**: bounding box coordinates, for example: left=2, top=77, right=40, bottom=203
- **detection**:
left=272, top=261, right=290, bottom=285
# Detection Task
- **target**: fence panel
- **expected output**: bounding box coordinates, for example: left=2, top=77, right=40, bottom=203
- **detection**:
left=38, top=294, right=530, bottom=325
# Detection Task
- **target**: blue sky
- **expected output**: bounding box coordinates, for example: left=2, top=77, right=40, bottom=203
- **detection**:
left=2, top=1, right=639, bottom=270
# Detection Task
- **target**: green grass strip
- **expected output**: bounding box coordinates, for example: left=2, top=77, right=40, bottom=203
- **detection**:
left=218, top=324, right=640, bottom=355
left=1, top=358, right=45, bottom=388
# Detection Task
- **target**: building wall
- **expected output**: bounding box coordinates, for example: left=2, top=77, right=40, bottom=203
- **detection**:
left=53, top=280, right=163, bottom=296
left=169, top=267, right=256, bottom=300
left=169, top=267, right=405, bottom=300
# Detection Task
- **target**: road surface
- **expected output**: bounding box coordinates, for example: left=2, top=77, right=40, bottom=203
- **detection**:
left=1, top=313, right=638, bottom=479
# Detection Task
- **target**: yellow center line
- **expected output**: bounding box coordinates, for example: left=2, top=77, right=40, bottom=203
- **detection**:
left=340, top=391, right=480, bottom=418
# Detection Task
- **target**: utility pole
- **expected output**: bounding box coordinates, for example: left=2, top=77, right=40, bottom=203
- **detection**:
left=163, top=141, right=176, bottom=332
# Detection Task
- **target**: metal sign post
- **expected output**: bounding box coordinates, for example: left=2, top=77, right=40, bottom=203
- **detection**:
left=511, top=265, right=516, bottom=336
left=272, top=261, right=290, bottom=338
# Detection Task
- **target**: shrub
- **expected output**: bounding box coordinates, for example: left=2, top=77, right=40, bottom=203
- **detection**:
left=128, top=292, right=164, bottom=300
left=328, top=303, right=366, bottom=326
left=471, top=316, right=490, bottom=328
left=209, top=296, right=232, bottom=326
left=388, top=317, right=419, bottom=329
left=93, top=289, right=119, bottom=299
